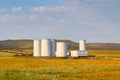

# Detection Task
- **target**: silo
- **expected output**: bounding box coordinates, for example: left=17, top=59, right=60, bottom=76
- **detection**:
left=41, top=39, right=51, bottom=57
left=79, top=40, right=86, bottom=51
left=79, top=40, right=88, bottom=56
left=50, top=39, right=56, bottom=56
left=56, top=42, right=67, bottom=57
left=33, top=40, right=41, bottom=57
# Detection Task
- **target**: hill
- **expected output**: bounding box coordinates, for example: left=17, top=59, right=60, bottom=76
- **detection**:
left=0, top=39, right=120, bottom=50
left=0, top=40, right=33, bottom=50
left=87, top=43, right=120, bottom=50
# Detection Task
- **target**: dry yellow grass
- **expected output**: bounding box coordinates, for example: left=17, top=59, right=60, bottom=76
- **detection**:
left=0, top=57, right=120, bottom=80
left=88, top=50, right=120, bottom=58
left=0, top=50, right=120, bottom=80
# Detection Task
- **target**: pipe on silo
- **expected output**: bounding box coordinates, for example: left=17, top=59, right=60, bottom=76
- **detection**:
left=79, top=40, right=86, bottom=51
left=56, top=42, right=67, bottom=57
left=41, top=39, right=51, bottom=57
left=33, top=40, right=41, bottom=57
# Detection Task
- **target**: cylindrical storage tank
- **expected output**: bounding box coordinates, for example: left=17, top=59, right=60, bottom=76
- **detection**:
left=79, top=40, right=86, bottom=51
left=33, top=40, right=41, bottom=57
left=56, top=42, right=67, bottom=57
left=50, top=39, right=56, bottom=56
left=41, top=39, right=51, bottom=57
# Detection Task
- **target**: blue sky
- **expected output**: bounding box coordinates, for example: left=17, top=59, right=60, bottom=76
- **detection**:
left=0, top=0, right=120, bottom=43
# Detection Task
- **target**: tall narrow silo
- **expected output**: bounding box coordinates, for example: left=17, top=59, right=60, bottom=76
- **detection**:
left=33, top=40, right=41, bottom=57
left=50, top=39, right=56, bottom=56
left=79, top=40, right=88, bottom=56
left=56, top=42, right=67, bottom=57
left=41, top=39, right=51, bottom=57
left=79, top=40, right=86, bottom=51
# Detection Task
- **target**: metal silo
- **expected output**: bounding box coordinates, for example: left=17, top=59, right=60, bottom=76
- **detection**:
left=56, top=42, right=67, bottom=57
left=41, top=39, right=51, bottom=57
left=33, top=40, right=41, bottom=57
left=50, top=39, right=56, bottom=56
left=79, top=40, right=88, bottom=56
left=79, top=40, right=86, bottom=51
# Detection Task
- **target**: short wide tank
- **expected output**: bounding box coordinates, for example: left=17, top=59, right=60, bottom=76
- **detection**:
left=56, top=42, right=67, bottom=57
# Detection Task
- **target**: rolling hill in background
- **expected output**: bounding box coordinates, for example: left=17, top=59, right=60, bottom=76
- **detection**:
left=0, top=39, right=120, bottom=50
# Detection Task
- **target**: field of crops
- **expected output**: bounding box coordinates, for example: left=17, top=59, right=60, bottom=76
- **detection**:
left=0, top=50, right=120, bottom=80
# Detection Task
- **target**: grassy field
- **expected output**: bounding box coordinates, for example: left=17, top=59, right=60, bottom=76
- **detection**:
left=88, top=50, right=120, bottom=58
left=0, top=51, right=16, bottom=57
left=0, top=50, right=120, bottom=80
left=1, top=49, right=120, bottom=57
left=0, top=57, right=120, bottom=80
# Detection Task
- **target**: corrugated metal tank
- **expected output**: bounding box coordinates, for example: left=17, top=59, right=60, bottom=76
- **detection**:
left=41, top=39, right=51, bottom=56
left=56, top=42, right=67, bottom=57
left=79, top=40, right=86, bottom=51
left=50, top=39, right=56, bottom=56
left=33, top=40, right=41, bottom=57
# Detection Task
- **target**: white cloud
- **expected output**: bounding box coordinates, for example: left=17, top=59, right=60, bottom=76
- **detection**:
left=0, top=8, right=6, bottom=12
left=31, top=6, right=46, bottom=12
left=0, top=14, right=28, bottom=23
left=62, top=0, right=120, bottom=6
left=95, top=0, right=120, bottom=4
left=29, top=15, right=39, bottom=21
left=29, top=1, right=102, bottom=18
left=51, top=6, right=67, bottom=12
left=30, top=6, right=67, bottom=13
left=0, top=14, right=47, bottom=23
left=0, top=15, right=14, bottom=22
left=1, top=0, right=119, bottom=27
left=0, top=4, right=102, bottom=24
left=60, top=19, right=65, bottom=23
left=12, top=7, right=23, bottom=12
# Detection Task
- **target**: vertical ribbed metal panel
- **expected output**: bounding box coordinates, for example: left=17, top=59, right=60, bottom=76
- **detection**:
left=51, top=39, right=56, bottom=56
